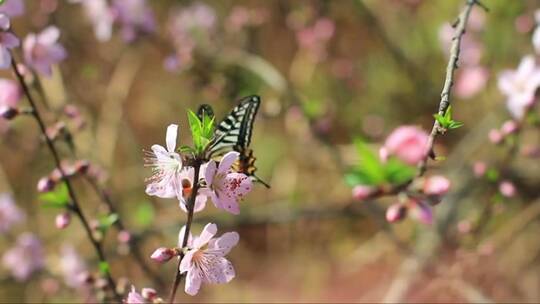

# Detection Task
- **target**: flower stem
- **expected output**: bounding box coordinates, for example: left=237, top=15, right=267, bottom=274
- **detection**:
left=10, top=57, right=122, bottom=302
left=169, top=160, right=202, bottom=303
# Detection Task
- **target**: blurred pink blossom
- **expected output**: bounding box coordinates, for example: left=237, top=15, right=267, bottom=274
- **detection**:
left=0, top=78, right=21, bottom=107
left=0, top=14, right=20, bottom=69
left=125, top=286, right=145, bottom=303
left=499, top=180, right=516, bottom=198
left=386, top=203, right=407, bottom=223
left=73, top=0, right=114, bottom=42
left=23, top=26, right=67, bottom=76
left=179, top=223, right=239, bottom=296
left=0, top=0, right=24, bottom=17
left=455, top=66, right=488, bottom=99
left=500, top=120, right=519, bottom=135
left=204, top=151, right=253, bottom=215
left=515, top=14, right=534, bottom=34
left=410, top=200, right=433, bottom=225
left=533, top=10, right=540, bottom=54
left=423, top=175, right=450, bottom=196
left=112, top=0, right=155, bottom=42
left=2, top=233, right=44, bottom=281
left=439, top=24, right=483, bottom=66
left=226, top=6, right=268, bottom=32
left=0, top=193, right=25, bottom=233
left=55, top=212, right=71, bottom=229
left=473, top=161, right=487, bottom=177
left=497, top=55, right=540, bottom=119
left=59, top=245, right=87, bottom=288
left=488, top=128, right=503, bottom=144
left=457, top=220, right=472, bottom=234
left=352, top=185, right=375, bottom=201
left=383, top=126, right=429, bottom=165
left=296, top=17, right=335, bottom=61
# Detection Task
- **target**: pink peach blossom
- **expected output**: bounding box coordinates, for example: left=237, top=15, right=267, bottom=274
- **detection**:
left=0, top=193, right=25, bottom=233
left=383, top=126, right=429, bottom=165
left=352, top=185, right=375, bottom=201
left=0, top=14, right=20, bottom=69
left=455, top=66, right=488, bottom=98
left=179, top=223, right=239, bottom=296
left=0, top=0, right=24, bottom=17
left=423, top=175, right=450, bottom=196
left=23, top=26, right=67, bottom=76
left=2, top=233, right=44, bottom=281
left=499, top=180, right=516, bottom=198
left=386, top=203, right=407, bottom=223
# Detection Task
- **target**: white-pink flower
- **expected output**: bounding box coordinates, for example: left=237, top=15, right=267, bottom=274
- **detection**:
left=74, top=0, right=114, bottom=42
left=383, top=126, right=429, bottom=166
left=125, top=285, right=145, bottom=303
left=0, top=193, right=25, bottom=233
left=59, top=245, right=87, bottom=288
left=177, top=166, right=208, bottom=213
left=23, top=26, right=67, bottom=76
left=0, top=0, right=24, bottom=18
left=179, top=223, right=239, bottom=296
left=0, top=78, right=21, bottom=107
left=533, top=10, right=540, bottom=54
left=2, top=233, right=44, bottom=281
left=204, top=151, right=253, bottom=215
left=0, top=14, right=20, bottom=69
left=497, top=55, right=540, bottom=119
left=423, top=175, right=451, bottom=196
left=145, top=124, right=183, bottom=199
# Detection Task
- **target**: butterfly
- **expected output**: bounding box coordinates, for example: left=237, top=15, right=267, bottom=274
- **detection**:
left=199, top=95, right=270, bottom=188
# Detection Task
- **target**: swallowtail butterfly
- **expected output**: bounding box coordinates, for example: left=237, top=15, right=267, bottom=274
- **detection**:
left=199, top=95, right=270, bottom=188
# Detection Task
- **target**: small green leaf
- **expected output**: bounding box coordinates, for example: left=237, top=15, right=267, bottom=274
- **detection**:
left=0, top=0, right=5, bottom=5
left=486, top=168, right=499, bottom=182
left=98, top=213, right=119, bottom=232
left=353, top=138, right=385, bottom=184
left=383, top=159, right=415, bottom=185
left=39, top=182, right=70, bottom=207
left=135, top=202, right=155, bottom=228
left=99, top=262, right=110, bottom=275
left=434, top=106, right=463, bottom=130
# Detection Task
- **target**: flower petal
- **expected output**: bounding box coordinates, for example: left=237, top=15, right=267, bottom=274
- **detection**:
left=179, top=249, right=195, bottom=273
left=1, top=32, right=20, bottom=48
left=193, top=193, right=207, bottom=213
left=217, top=151, right=239, bottom=174
left=224, top=172, right=252, bottom=197
left=37, top=26, right=60, bottom=45
left=209, top=232, right=239, bottom=256
left=0, top=46, right=11, bottom=69
left=184, top=267, right=202, bottom=296
left=204, top=160, right=217, bottom=186
left=204, top=256, right=235, bottom=284
left=178, top=225, right=193, bottom=247
left=216, top=195, right=240, bottom=215
left=193, top=223, right=217, bottom=248
left=0, top=14, right=10, bottom=31
left=165, top=124, right=179, bottom=153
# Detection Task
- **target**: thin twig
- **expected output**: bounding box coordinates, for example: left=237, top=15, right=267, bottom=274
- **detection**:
left=10, top=56, right=121, bottom=302
left=417, top=0, right=480, bottom=177
left=168, top=160, right=202, bottom=303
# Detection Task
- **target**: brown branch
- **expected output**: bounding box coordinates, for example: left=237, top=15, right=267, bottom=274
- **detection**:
left=10, top=56, right=121, bottom=302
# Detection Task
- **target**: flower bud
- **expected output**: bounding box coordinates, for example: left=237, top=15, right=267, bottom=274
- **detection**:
left=410, top=201, right=433, bottom=225
left=488, top=129, right=503, bottom=144
left=352, top=185, right=375, bottom=201
left=74, top=160, right=90, bottom=175
left=473, top=161, right=487, bottom=177
left=150, top=247, right=175, bottom=263
left=501, top=120, right=519, bottom=135
left=37, top=176, right=55, bottom=192
left=0, top=106, right=19, bottom=120
left=117, top=230, right=131, bottom=244
left=55, top=212, right=71, bottom=229
left=423, top=175, right=450, bottom=196
left=499, top=180, right=516, bottom=198
left=386, top=203, right=407, bottom=223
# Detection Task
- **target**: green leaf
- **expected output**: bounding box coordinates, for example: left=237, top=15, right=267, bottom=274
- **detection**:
left=353, top=138, right=386, bottom=185
left=39, top=182, right=70, bottom=208
left=383, top=159, right=415, bottom=184
left=99, top=262, right=110, bottom=275
left=98, top=213, right=119, bottom=232
left=187, top=110, right=203, bottom=150
left=135, top=202, right=155, bottom=228
left=434, top=106, right=464, bottom=130
left=0, top=0, right=5, bottom=5
left=486, top=168, right=499, bottom=182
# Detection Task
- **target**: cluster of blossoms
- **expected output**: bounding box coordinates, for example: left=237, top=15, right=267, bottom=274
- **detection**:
left=293, top=17, right=335, bottom=62
left=439, top=8, right=488, bottom=99
left=350, top=126, right=451, bottom=225
left=140, top=123, right=253, bottom=297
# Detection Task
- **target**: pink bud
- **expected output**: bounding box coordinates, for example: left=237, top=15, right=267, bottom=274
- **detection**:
left=410, top=201, right=433, bottom=225
left=386, top=204, right=407, bottom=223
left=352, top=185, right=375, bottom=201
left=0, top=106, right=19, bottom=120
left=141, top=288, right=158, bottom=300
left=74, top=160, right=90, bottom=174
left=383, top=126, right=429, bottom=165
left=501, top=120, right=519, bottom=135
left=423, top=175, right=450, bottom=196
left=37, top=176, right=55, bottom=192
left=499, top=180, right=516, bottom=198
left=457, top=220, right=472, bottom=234
left=488, top=129, right=503, bottom=144
left=55, top=212, right=71, bottom=229
left=150, top=247, right=175, bottom=263
left=117, top=230, right=131, bottom=244
left=473, top=161, right=487, bottom=177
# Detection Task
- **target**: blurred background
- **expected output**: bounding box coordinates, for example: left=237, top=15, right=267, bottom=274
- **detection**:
left=1, top=0, right=540, bottom=302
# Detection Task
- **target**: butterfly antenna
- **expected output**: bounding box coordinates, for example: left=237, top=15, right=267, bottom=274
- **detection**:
left=253, top=174, right=271, bottom=189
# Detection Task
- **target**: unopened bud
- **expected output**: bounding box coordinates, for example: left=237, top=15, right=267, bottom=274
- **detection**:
left=55, top=212, right=71, bottom=229
left=410, top=201, right=433, bottom=225
left=488, top=129, right=503, bottom=144
left=74, top=160, right=90, bottom=174
left=352, top=185, right=375, bottom=201
left=150, top=247, right=175, bottom=263
left=386, top=203, right=407, bottom=223
left=117, top=230, right=131, bottom=244
left=501, top=120, right=519, bottom=135
left=0, top=106, right=19, bottom=120
left=423, top=175, right=450, bottom=196
left=499, top=180, right=516, bottom=198
left=37, top=176, right=55, bottom=192
left=473, top=161, right=487, bottom=177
